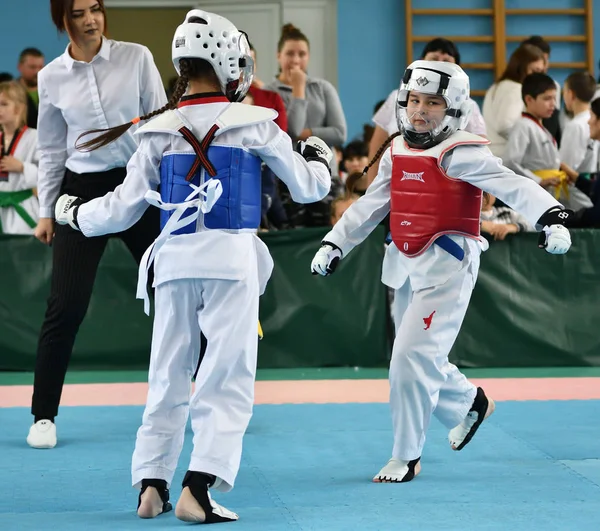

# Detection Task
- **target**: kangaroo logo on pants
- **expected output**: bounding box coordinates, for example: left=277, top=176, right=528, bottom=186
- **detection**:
left=423, top=310, right=436, bottom=330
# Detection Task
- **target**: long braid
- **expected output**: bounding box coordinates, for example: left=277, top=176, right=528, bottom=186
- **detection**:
left=75, top=59, right=192, bottom=152
left=361, top=131, right=402, bottom=177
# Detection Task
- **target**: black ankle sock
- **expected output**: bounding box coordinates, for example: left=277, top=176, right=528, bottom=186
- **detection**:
left=34, top=416, right=54, bottom=423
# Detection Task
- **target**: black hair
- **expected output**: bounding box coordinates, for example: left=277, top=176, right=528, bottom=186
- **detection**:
left=521, top=72, right=556, bottom=103
left=342, top=141, right=368, bottom=161
left=19, top=48, right=44, bottom=62
left=564, top=71, right=597, bottom=103
left=591, top=98, right=600, bottom=119
left=420, top=38, right=461, bottom=65
left=521, top=36, right=551, bottom=55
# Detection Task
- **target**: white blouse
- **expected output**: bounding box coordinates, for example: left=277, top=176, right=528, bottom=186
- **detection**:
left=36, top=37, right=167, bottom=218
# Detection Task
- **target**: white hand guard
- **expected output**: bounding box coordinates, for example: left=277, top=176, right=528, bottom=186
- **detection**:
left=55, top=194, right=83, bottom=231
left=541, top=224, right=571, bottom=255
left=536, top=207, right=572, bottom=255
left=311, top=242, right=342, bottom=276
left=297, top=136, right=333, bottom=171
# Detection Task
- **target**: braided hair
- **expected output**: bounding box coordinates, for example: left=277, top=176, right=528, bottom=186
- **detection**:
left=76, top=59, right=195, bottom=152
left=361, top=131, right=402, bottom=178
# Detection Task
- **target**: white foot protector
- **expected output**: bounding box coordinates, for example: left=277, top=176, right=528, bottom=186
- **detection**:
left=175, top=486, right=238, bottom=524
left=373, top=457, right=421, bottom=483
left=449, top=387, right=495, bottom=451
left=27, top=420, right=57, bottom=449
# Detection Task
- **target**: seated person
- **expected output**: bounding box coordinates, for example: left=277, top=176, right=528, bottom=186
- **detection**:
left=480, top=193, right=533, bottom=240
left=504, top=73, right=592, bottom=211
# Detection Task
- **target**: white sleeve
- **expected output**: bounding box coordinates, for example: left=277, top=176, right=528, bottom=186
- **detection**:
left=464, top=99, right=487, bottom=136
left=248, top=121, right=331, bottom=204
left=77, top=135, right=164, bottom=237
left=502, top=121, right=542, bottom=183
left=139, top=46, right=168, bottom=116
left=372, top=90, right=398, bottom=134
left=483, top=81, right=524, bottom=138
left=559, top=121, right=587, bottom=170
left=444, top=144, right=562, bottom=229
left=321, top=147, right=392, bottom=257
left=36, top=72, right=68, bottom=218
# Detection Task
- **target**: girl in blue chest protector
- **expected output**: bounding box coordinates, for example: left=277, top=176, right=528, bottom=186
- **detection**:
left=55, top=9, right=332, bottom=524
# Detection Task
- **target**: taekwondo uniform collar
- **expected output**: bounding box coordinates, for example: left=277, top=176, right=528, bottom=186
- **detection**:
left=63, top=36, right=111, bottom=72
left=521, top=112, right=544, bottom=125
left=179, top=93, right=230, bottom=107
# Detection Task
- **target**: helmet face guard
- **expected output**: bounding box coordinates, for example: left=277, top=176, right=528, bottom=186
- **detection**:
left=224, top=31, right=254, bottom=102
left=397, top=106, right=455, bottom=149
left=395, top=60, right=472, bottom=148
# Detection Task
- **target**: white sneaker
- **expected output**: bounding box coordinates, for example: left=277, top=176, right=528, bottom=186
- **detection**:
left=27, top=420, right=57, bottom=449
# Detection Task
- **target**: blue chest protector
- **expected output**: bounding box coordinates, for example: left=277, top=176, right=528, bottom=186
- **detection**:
left=159, top=146, right=262, bottom=235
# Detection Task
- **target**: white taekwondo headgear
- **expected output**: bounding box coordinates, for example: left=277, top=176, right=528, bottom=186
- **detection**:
left=172, top=9, right=254, bottom=102
left=396, top=60, right=472, bottom=148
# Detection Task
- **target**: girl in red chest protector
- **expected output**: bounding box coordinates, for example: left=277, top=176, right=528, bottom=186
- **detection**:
left=311, top=60, right=572, bottom=483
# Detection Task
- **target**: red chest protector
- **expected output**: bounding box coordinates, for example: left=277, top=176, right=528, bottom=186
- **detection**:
left=390, top=131, right=489, bottom=257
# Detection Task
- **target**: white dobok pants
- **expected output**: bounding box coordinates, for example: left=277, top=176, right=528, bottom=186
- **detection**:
left=388, top=251, right=480, bottom=461
left=131, top=266, right=259, bottom=492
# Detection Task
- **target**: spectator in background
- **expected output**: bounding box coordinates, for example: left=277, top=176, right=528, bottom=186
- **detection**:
left=339, top=140, right=369, bottom=193
left=560, top=72, right=598, bottom=176
left=0, top=81, right=40, bottom=234
left=367, top=38, right=486, bottom=186
left=17, top=48, right=45, bottom=129
left=362, top=99, right=386, bottom=146
left=266, top=23, right=346, bottom=227
left=503, top=73, right=592, bottom=210
left=561, top=98, right=600, bottom=228
left=480, top=193, right=533, bottom=241
left=265, top=24, right=346, bottom=146
left=247, top=42, right=288, bottom=132
left=0, top=73, right=14, bottom=83
left=330, top=172, right=362, bottom=225
left=482, top=44, right=546, bottom=160
left=521, top=36, right=562, bottom=144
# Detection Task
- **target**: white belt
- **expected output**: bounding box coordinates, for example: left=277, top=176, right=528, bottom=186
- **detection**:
left=136, top=179, right=223, bottom=315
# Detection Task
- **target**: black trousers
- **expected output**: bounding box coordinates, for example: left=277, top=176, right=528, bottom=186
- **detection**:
left=31, top=167, right=160, bottom=419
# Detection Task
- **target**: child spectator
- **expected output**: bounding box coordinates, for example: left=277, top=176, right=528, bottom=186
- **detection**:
left=0, top=81, right=39, bottom=234
left=504, top=73, right=592, bottom=210
left=559, top=72, right=598, bottom=175
left=480, top=192, right=533, bottom=240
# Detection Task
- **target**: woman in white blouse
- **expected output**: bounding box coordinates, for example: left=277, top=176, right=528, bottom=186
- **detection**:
left=27, top=0, right=167, bottom=449
left=482, top=44, right=546, bottom=160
